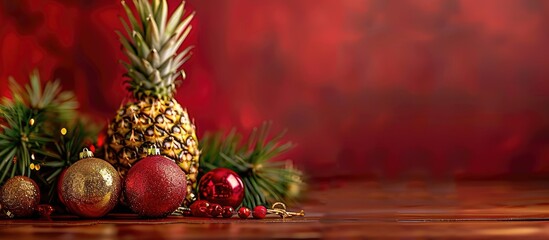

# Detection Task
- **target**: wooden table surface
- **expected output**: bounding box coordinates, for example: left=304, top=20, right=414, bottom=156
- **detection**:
left=2, top=179, right=549, bottom=239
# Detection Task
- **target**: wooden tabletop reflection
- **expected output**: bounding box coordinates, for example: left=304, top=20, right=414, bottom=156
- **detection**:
left=2, top=179, right=549, bottom=239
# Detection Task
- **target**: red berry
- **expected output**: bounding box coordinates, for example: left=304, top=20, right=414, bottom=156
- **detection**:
left=208, top=204, right=223, bottom=217
left=222, top=206, right=234, bottom=218
left=252, top=205, right=267, bottom=219
left=238, top=207, right=251, bottom=219
left=190, top=200, right=210, bottom=217
left=182, top=209, right=193, bottom=217
left=37, top=204, right=54, bottom=219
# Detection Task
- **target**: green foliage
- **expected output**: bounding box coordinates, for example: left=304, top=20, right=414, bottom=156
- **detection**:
left=0, top=101, right=50, bottom=182
left=0, top=71, right=99, bottom=202
left=200, top=122, right=306, bottom=208
left=8, top=70, right=78, bottom=122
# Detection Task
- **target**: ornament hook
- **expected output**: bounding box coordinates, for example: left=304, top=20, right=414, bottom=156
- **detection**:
left=267, top=202, right=305, bottom=219
left=79, top=148, right=94, bottom=159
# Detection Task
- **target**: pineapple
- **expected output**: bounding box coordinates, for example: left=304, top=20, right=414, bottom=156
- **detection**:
left=106, top=0, right=199, bottom=204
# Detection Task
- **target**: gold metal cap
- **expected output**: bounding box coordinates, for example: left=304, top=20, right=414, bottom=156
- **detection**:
left=79, top=148, right=94, bottom=159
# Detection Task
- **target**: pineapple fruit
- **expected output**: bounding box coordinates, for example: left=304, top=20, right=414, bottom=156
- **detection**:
left=106, top=0, right=199, bottom=204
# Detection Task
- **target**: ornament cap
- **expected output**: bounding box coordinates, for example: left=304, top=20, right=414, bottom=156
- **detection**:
left=79, top=148, right=94, bottom=159
left=146, top=146, right=161, bottom=156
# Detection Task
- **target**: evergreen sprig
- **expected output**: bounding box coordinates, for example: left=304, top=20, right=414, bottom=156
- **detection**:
left=0, top=71, right=99, bottom=202
left=200, top=122, right=305, bottom=208
left=0, top=101, right=50, bottom=183
left=8, top=71, right=78, bottom=123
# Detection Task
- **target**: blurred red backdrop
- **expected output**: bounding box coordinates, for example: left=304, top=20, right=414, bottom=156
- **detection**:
left=1, top=0, right=549, bottom=179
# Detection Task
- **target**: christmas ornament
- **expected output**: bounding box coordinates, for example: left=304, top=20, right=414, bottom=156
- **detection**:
left=200, top=122, right=305, bottom=208
left=0, top=176, right=40, bottom=217
left=60, top=148, right=121, bottom=218
left=208, top=203, right=222, bottom=218
left=106, top=0, right=200, bottom=206
left=198, top=168, right=245, bottom=208
left=238, top=207, right=250, bottom=219
left=252, top=205, right=267, bottom=219
left=124, top=148, right=187, bottom=218
left=222, top=206, right=234, bottom=218
left=189, top=200, right=210, bottom=217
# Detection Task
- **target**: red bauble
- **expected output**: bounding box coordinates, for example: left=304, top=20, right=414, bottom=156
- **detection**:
left=124, top=155, right=187, bottom=218
left=238, top=207, right=251, bottom=219
left=198, top=168, right=245, bottom=208
left=252, top=205, right=267, bottom=219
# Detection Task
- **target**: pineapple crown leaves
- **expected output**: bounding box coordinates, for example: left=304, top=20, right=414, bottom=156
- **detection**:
left=200, top=121, right=306, bottom=208
left=119, top=0, right=194, bottom=101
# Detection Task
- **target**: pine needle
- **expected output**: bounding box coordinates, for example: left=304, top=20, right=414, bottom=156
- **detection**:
left=0, top=71, right=100, bottom=202
left=200, top=121, right=306, bottom=208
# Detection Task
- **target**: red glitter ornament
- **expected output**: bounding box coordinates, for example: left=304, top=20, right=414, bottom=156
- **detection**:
left=198, top=168, right=245, bottom=208
left=252, top=205, right=267, bottom=219
left=238, top=207, right=251, bottom=219
left=124, top=155, right=187, bottom=218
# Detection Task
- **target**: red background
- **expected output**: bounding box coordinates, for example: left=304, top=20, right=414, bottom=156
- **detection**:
left=1, top=0, right=549, bottom=179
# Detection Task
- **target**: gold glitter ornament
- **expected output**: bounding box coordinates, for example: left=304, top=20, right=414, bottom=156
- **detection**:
left=0, top=176, right=40, bottom=218
left=59, top=148, right=121, bottom=218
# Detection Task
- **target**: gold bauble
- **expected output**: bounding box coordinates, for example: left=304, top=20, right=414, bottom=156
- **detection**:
left=60, top=157, right=121, bottom=218
left=0, top=176, right=40, bottom=218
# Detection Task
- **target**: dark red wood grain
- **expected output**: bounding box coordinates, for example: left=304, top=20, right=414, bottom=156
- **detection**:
left=3, top=180, right=549, bottom=239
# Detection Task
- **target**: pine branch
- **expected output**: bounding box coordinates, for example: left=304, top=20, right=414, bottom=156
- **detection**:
left=9, top=70, right=78, bottom=123
left=200, top=122, right=306, bottom=208
left=0, top=71, right=100, bottom=202
left=0, top=102, right=52, bottom=183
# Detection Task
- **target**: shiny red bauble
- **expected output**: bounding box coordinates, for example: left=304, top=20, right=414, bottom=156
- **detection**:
left=124, top=155, right=187, bottom=218
left=253, top=205, right=267, bottom=219
left=238, top=207, right=251, bottom=219
left=198, top=168, right=245, bottom=208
